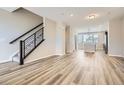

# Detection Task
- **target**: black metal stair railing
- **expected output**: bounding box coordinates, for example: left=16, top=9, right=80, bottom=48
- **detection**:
left=20, top=27, right=45, bottom=65
left=10, top=23, right=43, bottom=44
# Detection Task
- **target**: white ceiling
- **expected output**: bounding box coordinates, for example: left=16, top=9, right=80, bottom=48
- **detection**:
left=1, top=7, right=124, bottom=31
left=1, top=7, right=124, bottom=32
left=25, top=7, right=124, bottom=29
left=1, top=7, right=19, bottom=12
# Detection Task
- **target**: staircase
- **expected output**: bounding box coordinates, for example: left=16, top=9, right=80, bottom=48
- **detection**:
left=11, top=51, right=20, bottom=62
left=10, top=23, right=45, bottom=65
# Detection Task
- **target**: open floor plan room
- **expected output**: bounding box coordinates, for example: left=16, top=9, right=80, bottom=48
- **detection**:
left=0, top=7, right=124, bottom=85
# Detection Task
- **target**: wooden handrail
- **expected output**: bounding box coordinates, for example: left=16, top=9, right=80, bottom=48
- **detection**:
left=9, top=23, right=43, bottom=44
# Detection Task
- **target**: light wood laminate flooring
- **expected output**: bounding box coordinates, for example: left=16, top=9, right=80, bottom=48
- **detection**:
left=0, top=51, right=124, bottom=85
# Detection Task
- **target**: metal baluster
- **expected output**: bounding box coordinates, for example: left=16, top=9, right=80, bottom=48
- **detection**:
left=24, top=40, right=25, bottom=58
left=34, top=33, right=36, bottom=48
left=20, top=40, right=24, bottom=65
left=42, top=27, right=44, bottom=40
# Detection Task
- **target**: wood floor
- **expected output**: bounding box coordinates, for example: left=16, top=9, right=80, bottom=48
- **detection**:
left=0, top=50, right=124, bottom=85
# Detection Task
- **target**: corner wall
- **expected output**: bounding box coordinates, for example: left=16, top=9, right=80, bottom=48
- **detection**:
left=25, top=18, right=66, bottom=63
left=121, top=17, right=124, bottom=57
left=65, top=26, right=75, bottom=53
left=25, top=18, right=57, bottom=63
left=55, top=23, right=66, bottom=55
left=108, top=17, right=123, bottom=57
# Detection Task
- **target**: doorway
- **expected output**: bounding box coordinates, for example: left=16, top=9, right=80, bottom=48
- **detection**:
left=104, top=31, right=108, bottom=54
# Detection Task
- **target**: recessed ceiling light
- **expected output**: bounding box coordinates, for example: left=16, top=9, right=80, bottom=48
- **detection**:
left=70, top=14, right=74, bottom=17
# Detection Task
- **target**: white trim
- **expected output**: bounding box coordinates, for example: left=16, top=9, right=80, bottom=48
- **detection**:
left=43, top=17, right=46, bottom=27
left=25, top=55, right=58, bottom=63
left=1, top=7, right=19, bottom=12
left=108, top=54, right=124, bottom=58
left=55, top=50, right=65, bottom=55
left=9, top=50, right=19, bottom=62
left=0, top=55, right=59, bottom=64
left=0, top=59, right=11, bottom=63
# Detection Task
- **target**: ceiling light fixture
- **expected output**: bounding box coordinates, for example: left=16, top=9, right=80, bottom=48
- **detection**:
left=70, top=14, right=74, bottom=17
left=88, top=15, right=95, bottom=20
left=86, top=14, right=99, bottom=20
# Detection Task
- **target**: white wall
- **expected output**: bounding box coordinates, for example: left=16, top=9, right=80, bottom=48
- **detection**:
left=65, top=26, right=71, bottom=53
left=75, top=22, right=108, bottom=33
left=122, top=17, right=124, bottom=57
left=0, top=8, right=43, bottom=63
left=70, top=27, right=76, bottom=52
left=25, top=18, right=57, bottom=62
left=55, top=22, right=66, bottom=55
left=1, top=7, right=19, bottom=12
left=65, top=26, right=76, bottom=53
left=25, top=18, right=66, bottom=63
left=108, top=17, right=123, bottom=57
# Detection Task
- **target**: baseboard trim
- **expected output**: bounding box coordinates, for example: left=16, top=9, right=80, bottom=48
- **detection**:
left=108, top=54, right=124, bottom=58
left=0, top=59, right=11, bottom=64
left=0, top=55, right=60, bottom=64
left=25, top=55, right=59, bottom=64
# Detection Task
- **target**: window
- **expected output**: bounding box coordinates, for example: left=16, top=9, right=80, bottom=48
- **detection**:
left=93, top=34, right=98, bottom=43
left=77, top=34, right=83, bottom=43
left=78, top=33, right=99, bottom=44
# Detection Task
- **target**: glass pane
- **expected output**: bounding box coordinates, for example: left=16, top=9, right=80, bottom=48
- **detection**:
left=93, top=34, right=98, bottom=43
left=78, top=34, right=83, bottom=43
